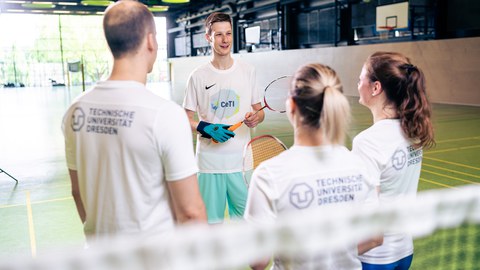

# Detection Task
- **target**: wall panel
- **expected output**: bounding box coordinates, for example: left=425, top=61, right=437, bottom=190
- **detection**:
left=170, top=37, right=480, bottom=106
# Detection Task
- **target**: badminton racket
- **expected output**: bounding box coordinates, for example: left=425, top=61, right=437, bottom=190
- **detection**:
left=228, top=76, right=293, bottom=131
left=230, top=75, right=292, bottom=131
left=212, top=75, right=292, bottom=143
left=242, top=135, right=288, bottom=188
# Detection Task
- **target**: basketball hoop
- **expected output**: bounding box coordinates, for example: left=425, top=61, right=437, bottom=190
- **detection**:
left=378, top=26, right=394, bottom=40
left=378, top=26, right=395, bottom=31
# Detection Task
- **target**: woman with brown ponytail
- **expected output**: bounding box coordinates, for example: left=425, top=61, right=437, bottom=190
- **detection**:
left=353, top=52, right=435, bottom=270
left=244, top=63, right=377, bottom=270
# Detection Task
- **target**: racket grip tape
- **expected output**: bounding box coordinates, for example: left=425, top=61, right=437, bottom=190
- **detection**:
left=228, top=121, right=243, bottom=131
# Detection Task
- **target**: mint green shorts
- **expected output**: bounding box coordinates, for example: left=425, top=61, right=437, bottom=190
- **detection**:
left=198, top=172, right=247, bottom=224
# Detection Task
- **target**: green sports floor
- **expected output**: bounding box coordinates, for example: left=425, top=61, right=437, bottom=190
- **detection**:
left=0, top=84, right=479, bottom=266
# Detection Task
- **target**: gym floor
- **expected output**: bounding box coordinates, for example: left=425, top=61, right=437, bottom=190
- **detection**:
left=0, top=83, right=479, bottom=260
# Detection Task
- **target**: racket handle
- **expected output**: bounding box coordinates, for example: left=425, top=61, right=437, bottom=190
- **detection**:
left=228, top=121, right=243, bottom=131
left=226, top=108, right=263, bottom=132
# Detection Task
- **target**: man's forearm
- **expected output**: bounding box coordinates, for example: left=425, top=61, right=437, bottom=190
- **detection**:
left=69, top=169, right=86, bottom=223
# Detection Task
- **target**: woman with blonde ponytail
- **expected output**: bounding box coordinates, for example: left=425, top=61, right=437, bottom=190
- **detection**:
left=244, top=63, right=377, bottom=270
left=353, top=52, right=435, bottom=270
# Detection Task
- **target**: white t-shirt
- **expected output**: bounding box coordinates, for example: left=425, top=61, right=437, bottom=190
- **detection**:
left=62, top=80, right=198, bottom=240
left=352, top=119, right=423, bottom=264
left=244, top=145, right=377, bottom=270
left=183, top=58, right=263, bottom=173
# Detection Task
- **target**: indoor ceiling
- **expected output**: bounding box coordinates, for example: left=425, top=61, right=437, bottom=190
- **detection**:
left=0, top=0, right=216, bottom=17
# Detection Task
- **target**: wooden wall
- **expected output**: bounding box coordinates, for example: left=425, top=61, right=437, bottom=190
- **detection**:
left=169, top=37, right=480, bottom=106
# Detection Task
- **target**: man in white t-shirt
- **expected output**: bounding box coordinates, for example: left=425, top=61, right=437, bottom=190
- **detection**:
left=62, top=0, right=206, bottom=242
left=183, top=12, right=264, bottom=224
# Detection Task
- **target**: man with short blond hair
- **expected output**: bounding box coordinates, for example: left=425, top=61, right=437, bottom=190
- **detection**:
left=63, top=0, right=206, bottom=242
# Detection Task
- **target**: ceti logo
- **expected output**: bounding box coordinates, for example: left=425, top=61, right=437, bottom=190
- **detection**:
left=289, top=183, right=314, bottom=209
left=210, top=89, right=239, bottom=120
left=71, top=107, right=85, bottom=132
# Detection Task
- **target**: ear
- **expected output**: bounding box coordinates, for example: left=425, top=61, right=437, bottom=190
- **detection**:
left=286, top=96, right=296, bottom=113
left=205, top=33, right=212, bottom=43
left=146, top=33, right=155, bottom=51
left=372, top=80, right=383, bottom=96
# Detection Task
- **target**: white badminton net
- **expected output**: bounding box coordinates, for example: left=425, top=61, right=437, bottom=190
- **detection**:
left=1, top=185, right=479, bottom=270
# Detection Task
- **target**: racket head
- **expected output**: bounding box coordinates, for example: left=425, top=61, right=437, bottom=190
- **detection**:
left=242, top=135, right=288, bottom=188
left=263, top=75, right=293, bottom=113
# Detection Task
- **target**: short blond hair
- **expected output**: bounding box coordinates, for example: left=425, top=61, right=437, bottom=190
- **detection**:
left=103, top=0, right=155, bottom=58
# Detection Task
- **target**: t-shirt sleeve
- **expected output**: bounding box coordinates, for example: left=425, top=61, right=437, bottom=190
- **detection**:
left=62, top=107, right=77, bottom=170
left=157, top=104, right=198, bottom=181
left=183, top=73, right=198, bottom=112
left=243, top=164, right=276, bottom=225
left=352, top=135, right=381, bottom=187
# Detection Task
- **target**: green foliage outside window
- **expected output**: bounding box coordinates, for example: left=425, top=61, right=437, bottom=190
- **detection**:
left=0, top=14, right=167, bottom=87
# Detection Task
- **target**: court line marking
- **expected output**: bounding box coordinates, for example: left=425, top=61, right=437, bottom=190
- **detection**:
left=424, top=144, right=480, bottom=154
left=0, top=183, right=72, bottom=194
left=0, top=196, right=72, bottom=209
left=419, top=178, right=457, bottom=189
left=422, top=163, right=480, bottom=179
left=26, top=191, right=37, bottom=258
left=423, top=156, right=480, bottom=171
left=435, top=136, right=480, bottom=143
left=422, top=169, right=480, bottom=185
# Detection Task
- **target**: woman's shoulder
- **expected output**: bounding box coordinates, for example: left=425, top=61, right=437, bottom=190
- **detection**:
left=354, top=120, right=402, bottom=145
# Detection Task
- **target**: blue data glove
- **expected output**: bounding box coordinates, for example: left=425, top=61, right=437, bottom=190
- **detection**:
left=197, top=121, right=235, bottom=143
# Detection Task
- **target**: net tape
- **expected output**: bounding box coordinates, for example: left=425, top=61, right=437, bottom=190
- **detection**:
left=1, top=185, right=479, bottom=270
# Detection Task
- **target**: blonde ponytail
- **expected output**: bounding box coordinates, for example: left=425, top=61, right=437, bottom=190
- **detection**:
left=321, top=85, right=350, bottom=145
left=291, top=63, right=350, bottom=145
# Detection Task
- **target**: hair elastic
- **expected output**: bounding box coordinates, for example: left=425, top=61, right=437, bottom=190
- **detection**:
left=404, top=64, right=417, bottom=75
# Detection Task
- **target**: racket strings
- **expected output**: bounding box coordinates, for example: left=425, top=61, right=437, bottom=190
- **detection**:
left=264, top=76, right=293, bottom=113
left=243, top=136, right=287, bottom=187
left=250, top=137, right=286, bottom=169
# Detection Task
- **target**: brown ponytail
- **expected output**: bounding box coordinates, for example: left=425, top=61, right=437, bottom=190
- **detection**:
left=366, top=52, right=435, bottom=149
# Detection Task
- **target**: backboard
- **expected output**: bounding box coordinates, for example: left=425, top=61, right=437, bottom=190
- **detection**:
left=376, top=2, right=409, bottom=32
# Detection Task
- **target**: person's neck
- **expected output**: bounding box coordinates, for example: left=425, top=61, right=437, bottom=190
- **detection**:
left=294, top=126, right=327, bottom=147
left=108, top=58, right=148, bottom=85
left=211, top=54, right=233, bottom=70
left=371, top=106, right=398, bottom=123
